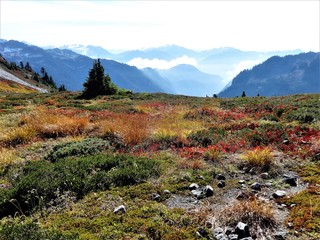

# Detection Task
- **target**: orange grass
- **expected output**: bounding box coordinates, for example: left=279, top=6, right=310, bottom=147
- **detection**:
left=99, top=113, right=154, bottom=146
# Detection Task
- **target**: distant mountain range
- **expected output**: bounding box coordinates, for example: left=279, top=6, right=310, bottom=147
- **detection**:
left=0, top=40, right=163, bottom=93
left=219, top=52, right=320, bottom=97
left=61, top=44, right=302, bottom=81
left=0, top=39, right=318, bottom=97
left=0, top=40, right=228, bottom=96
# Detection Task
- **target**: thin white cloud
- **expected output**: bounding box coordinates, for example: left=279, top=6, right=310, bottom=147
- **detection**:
left=1, top=1, right=319, bottom=52
left=127, top=56, right=198, bottom=70
left=226, top=59, right=264, bottom=83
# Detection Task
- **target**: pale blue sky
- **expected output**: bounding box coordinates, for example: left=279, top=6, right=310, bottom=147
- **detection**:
left=1, top=0, right=319, bottom=52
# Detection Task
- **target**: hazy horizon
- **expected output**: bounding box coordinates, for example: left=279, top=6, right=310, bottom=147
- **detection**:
left=1, top=1, right=319, bottom=53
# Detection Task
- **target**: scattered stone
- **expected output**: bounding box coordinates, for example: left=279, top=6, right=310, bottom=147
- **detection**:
left=241, top=238, right=253, bottom=240
left=249, top=168, right=256, bottom=174
left=218, top=180, right=226, bottom=188
left=290, top=204, right=296, bottom=208
left=236, top=191, right=251, bottom=200
left=203, top=185, right=214, bottom=197
left=241, top=184, right=247, bottom=189
left=228, top=234, right=238, bottom=240
left=287, top=222, right=293, bottom=228
left=283, top=177, right=297, bottom=187
left=191, top=189, right=204, bottom=199
left=213, top=227, right=224, bottom=236
left=234, top=222, right=250, bottom=239
left=265, top=182, right=273, bottom=187
left=196, top=227, right=208, bottom=237
left=283, top=139, right=289, bottom=145
left=217, top=174, right=226, bottom=180
left=189, top=183, right=199, bottom=190
left=215, top=233, right=227, bottom=240
left=250, top=182, right=262, bottom=191
left=113, top=205, right=126, bottom=214
left=273, top=190, right=287, bottom=198
left=151, top=193, right=161, bottom=201
left=225, top=226, right=233, bottom=236
left=260, top=172, right=269, bottom=179
left=205, top=220, right=213, bottom=228
left=238, top=180, right=245, bottom=184
left=163, top=189, right=171, bottom=195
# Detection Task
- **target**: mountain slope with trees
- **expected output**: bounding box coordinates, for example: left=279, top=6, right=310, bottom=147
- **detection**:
left=0, top=40, right=164, bottom=93
left=219, top=52, right=320, bottom=97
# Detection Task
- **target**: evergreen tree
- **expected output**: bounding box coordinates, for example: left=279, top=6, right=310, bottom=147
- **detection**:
left=20, top=61, right=24, bottom=69
left=81, top=59, right=117, bottom=99
left=241, top=91, right=246, bottom=97
left=25, top=62, right=32, bottom=71
left=58, top=84, right=67, bottom=92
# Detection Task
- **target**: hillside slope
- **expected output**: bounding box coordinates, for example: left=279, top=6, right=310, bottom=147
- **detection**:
left=219, top=52, right=320, bottom=97
left=0, top=56, right=48, bottom=93
left=0, top=40, right=164, bottom=93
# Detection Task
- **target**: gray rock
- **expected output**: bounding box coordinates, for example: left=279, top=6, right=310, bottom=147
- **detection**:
left=213, top=227, right=224, bottom=236
left=218, top=180, right=226, bottom=188
left=265, top=182, right=273, bottom=187
left=113, top=205, right=126, bottom=214
left=234, top=222, right=250, bottom=239
left=283, top=139, right=289, bottom=145
left=236, top=191, right=250, bottom=200
left=260, top=172, right=269, bottom=179
left=249, top=168, right=256, bottom=174
left=283, top=177, right=297, bottom=187
left=205, top=220, right=213, bottom=228
left=191, top=189, right=204, bottom=199
left=225, top=226, right=233, bottom=236
left=238, top=180, right=245, bottom=184
left=273, top=190, right=287, bottom=198
left=215, top=233, right=227, bottom=240
left=204, top=185, right=214, bottom=197
left=250, top=182, right=262, bottom=191
left=228, top=234, right=238, bottom=240
left=196, top=227, right=208, bottom=237
left=241, top=238, right=253, bottom=240
left=163, top=189, right=171, bottom=195
left=217, top=174, right=226, bottom=180
left=189, top=183, right=199, bottom=190
left=151, top=193, right=161, bottom=201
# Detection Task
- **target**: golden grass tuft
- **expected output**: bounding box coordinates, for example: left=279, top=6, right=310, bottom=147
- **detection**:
left=23, top=107, right=90, bottom=138
left=240, top=147, right=274, bottom=171
left=177, top=158, right=204, bottom=170
left=0, top=147, right=23, bottom=173
left=218, top=199, right=277, bottom=230
left=153, top=108, right=204, bottom=139
left=203, top=147, right=223, bottom=162
left=99, top=113, right=153, bottom=146
left=1, top=126, right=36, bottom=146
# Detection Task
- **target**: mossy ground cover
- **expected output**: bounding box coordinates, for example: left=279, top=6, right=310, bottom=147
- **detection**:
left=0, top=92, right=319, bottom=239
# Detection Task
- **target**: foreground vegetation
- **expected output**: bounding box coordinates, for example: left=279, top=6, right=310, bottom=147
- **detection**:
left=0, top=92, right=319, bottom=239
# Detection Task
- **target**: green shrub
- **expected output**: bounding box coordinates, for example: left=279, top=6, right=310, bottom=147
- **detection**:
left=0, top=154, right=160, bottom=218
left=45, top=138, right=112, bottom=162
left=285, top=107, right=319, bottom=123
left=0, top=220, right=77, bottom=240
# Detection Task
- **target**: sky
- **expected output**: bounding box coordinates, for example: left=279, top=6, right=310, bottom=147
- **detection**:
left=1, top=0, right=319, bottom=52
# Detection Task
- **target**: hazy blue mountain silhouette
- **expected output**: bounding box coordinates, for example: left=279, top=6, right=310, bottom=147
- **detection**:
left=219, top=52, right=320, bottom=97
left=157, top=64, right=224, bottom=97
left=59, top=44, right=115, bottom=59
left=0, top=40, right=164, bottom=92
